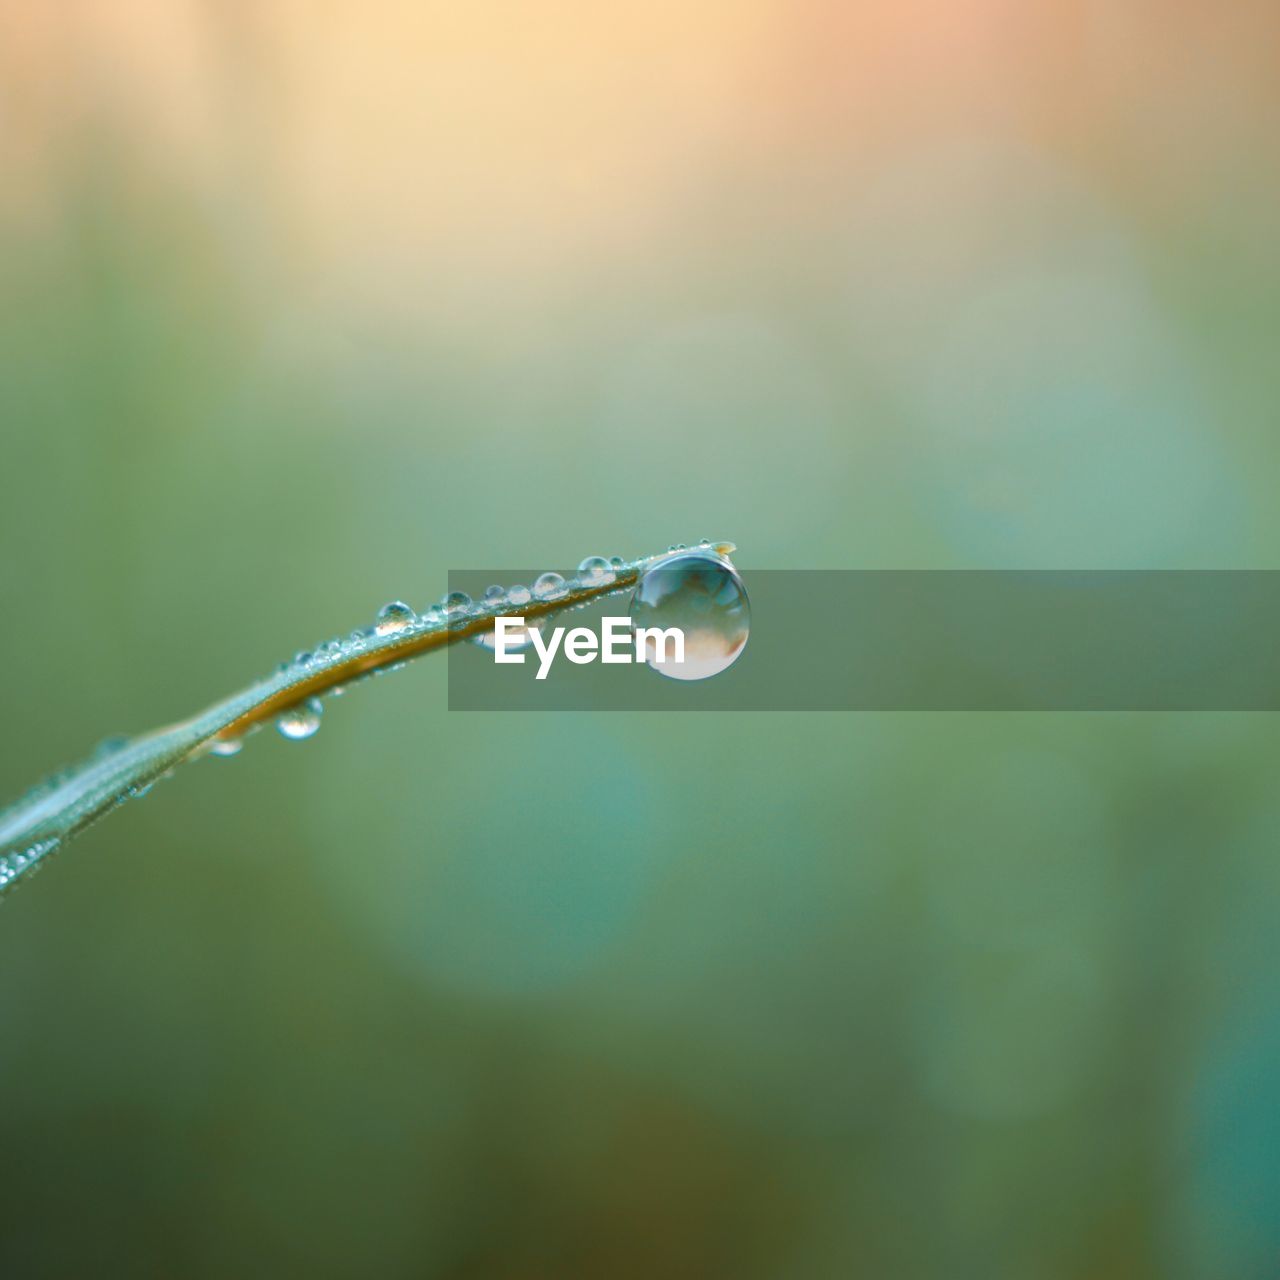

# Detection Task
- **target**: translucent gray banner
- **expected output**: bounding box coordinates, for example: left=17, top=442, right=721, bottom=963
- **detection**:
left=446, top=571, right=1280, bottom=710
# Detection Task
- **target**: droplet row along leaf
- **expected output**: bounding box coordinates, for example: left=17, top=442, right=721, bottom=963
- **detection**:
left=0, top=542, right=738, bottom=899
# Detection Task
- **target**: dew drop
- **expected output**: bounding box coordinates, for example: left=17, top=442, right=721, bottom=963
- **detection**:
left=375, top=600, right=417, bottom=636
left=472, top=617, right=545, bottom=653
left=210, top=737, right=243, bottom=758
left=443, top=591, right=473, bottom=618
left=576, top=556, right=614, bottom=587
left=629, top=550, right=750, bottom=681
left=532, top=572, right=567, bottom=602
left=276, top=698, right=323, bottom=741
left=609, top=556, right=624, bottom=570
left=506, top=584, right=531, bottom=607
left=422, top=604, right=444, bottom=626
left=0, top=837, right=57, bottom=890
left=483, top=585, right=506, bottom=605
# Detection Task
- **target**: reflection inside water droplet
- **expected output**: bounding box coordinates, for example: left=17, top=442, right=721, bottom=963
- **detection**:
left=276, top=698, right=324, bottom=740
left=576, top=556, right=614, bottom=587
left=375, top=600, right=416, bottom=636
left=629, top=550, right=750, bottom=681
left=442, top=591, right=472, bottom=619
left=532, top=572, right=567, bottom=601
left=472, top=617, right=545, bottom=653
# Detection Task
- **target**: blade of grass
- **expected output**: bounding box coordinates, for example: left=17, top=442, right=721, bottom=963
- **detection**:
left=0, top=543, right=734, bottom=899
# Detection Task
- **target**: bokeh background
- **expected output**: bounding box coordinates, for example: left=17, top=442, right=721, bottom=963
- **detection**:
left=2, top=3, right=1279, bottom=1276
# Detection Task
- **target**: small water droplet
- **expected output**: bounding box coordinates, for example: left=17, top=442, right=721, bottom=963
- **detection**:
left=609, top=556, right=625, bottom=570
left=472, top=617, right=545, bottom=652
left=294, top=651, right=313, bottom=666
left=506, top=584, right=531, bottom=607
left=483, top=585, right=506, bottom=604
left=0, top=837, right=53, bottom=890
left=276, top=698, right=324, bottom=741
left=532, top=572, right=567, bottom=602
left=630, top=550, right=750, bottom=681
left=375, top=600, right=417, bottom=636
left=210, top=737, right=243, bottom=757
left=443, top=591, right=473, bottom=618
left=576, top=556, right=614, bottom=588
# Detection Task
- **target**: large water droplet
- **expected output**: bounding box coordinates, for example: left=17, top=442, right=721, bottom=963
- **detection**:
left=629, top=550, right=750, bottom=681
left=532, top=572, right=567, bottom=602
left=375, top=600, right=416, bottom=636
left=276, top=698, right=324, bottom=740
left=506, top=584, right=531, bottom=607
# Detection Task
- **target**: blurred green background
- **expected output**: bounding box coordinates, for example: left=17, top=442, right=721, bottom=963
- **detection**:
left=2, top=3, right=1279, bottom=1276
